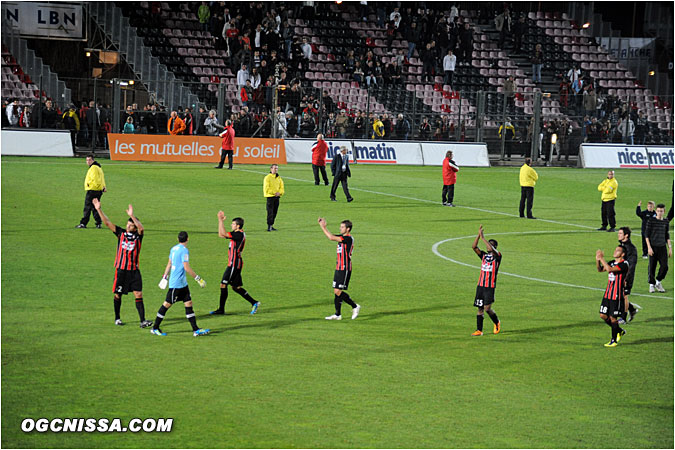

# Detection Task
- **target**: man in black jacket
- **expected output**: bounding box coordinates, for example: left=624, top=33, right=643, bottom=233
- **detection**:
left=635, top=201, right=657, bottom=258
left=330, top=146, right=353, bottom=203
left=617, top=227, right=641, bottom=323
left=645, top=204, right=672, bottom=293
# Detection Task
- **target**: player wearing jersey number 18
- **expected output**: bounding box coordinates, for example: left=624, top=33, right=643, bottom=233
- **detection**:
left=596, top=245, right=628, bottom=347
left=93, top=199, right=153, bottom=329
left=471, top=225, right=502, bottom=336
left=318, top=218, right=360, bottom=320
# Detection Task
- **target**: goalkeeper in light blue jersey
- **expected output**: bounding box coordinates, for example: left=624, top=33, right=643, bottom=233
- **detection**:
left=151, top=231, right=210, bottom=337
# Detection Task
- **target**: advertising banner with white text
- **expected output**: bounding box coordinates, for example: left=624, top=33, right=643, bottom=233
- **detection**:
left=1, top=129, right=73, bottom=156
left=421, top=142, right=490, bottom=167
left=352, top=140, right=423, bottom=165
left=108, top=134, right=286, bottom=164
left=285, top=139, right=354, bottom=163
left=580, top=144, right=673, bottom=169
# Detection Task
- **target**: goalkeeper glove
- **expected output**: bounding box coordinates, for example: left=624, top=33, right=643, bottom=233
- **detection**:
left=158, top=275, right=168, bottom=290
left=195, top=275, right=206, bottom=288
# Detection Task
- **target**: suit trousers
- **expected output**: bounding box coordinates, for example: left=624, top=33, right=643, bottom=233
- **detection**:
left=601, top=200, right=616, bottom=228
left=519, top=186, right=534, bottom=218
left=330, top=173, right=352, bottom=200
left=218, top=149, right=234, bottom=168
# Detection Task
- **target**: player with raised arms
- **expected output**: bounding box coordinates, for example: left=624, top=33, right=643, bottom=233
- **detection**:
left=596, top=245, right=628, bottom=347
left=471, top=225, right=502, bottom=336
left=319, top=217, right=360, bottom=320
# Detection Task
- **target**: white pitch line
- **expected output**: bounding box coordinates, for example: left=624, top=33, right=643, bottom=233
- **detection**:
left=431, top=230, right=664, bottom=299
left=237, top=168, right=609, bottom=232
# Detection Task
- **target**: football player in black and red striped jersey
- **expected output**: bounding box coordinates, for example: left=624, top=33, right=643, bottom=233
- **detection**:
left=210, top=211, right=260, bottom=315
left=596, top=245, right=629, bottom=347
left=319, top=217, right=360, bottom=320
left=93, top=199, right=152, bottom=328
left=471, top=225, right=502, bottom=336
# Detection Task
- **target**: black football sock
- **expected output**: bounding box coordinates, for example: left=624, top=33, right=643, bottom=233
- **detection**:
left=113, top=297, right=122, bottom=321
left=154, top=305, right=168, bottom=329
left=476, top=314, right=484, bottom=331
left=185, top=306, right=199, bottom=331
left=602, top=316, right=612, bottom=326
left=487, top=310, right=499, bottom=324
left=135, top=298, right=146, bottom=322
left=219, top=287, right=228, bottom=311
left=233, top=287, right=256, bottom=305
left=334, top=294, right=343, bottom=316
left=340, top=291, right=356, bottom=308
left=628, top=303, right=636, bottom=313
left=611, top=321, right=619, bottom=341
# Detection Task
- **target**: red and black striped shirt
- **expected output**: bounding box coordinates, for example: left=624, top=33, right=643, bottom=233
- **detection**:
left=335, top=235, right=354, bottom=271
left=477, top=250, right=502, bottom=288
left=113, top=226, right=143, bottom=270
left=225, top=230, right=245, bottom=269
left=604, top=259, right=628, bottom=301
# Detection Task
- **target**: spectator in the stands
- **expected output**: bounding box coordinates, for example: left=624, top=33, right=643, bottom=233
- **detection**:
left=183, top=107, right=194, bottom=135
left=198, top=2, right=210, bottom=31
left=236, top=63, right=249, bottom=89
left=281, top=20, right=293, bottom=60
left=435, top=17, right=449, bottom=56
left=503, top=76, right=515, bottom=108
left=395, top=114, right=410, bottom=140
left=583, top=86, right=597, bottom=118
left=336, top=110, right=349, bottom=138
left=419, top=117, right=432, bottom=140
left=286, top=111, right=299, bottom=138
left=499, top=118, right=516, bottom=160
left=559, top=78, right=570, bottom=108
left=449, top=4, right=459, bottom=23
left=344, top=50, right=356, bottom=71
left=421, top=42, right=435, bottom=83
left=390, top=60, right=403, bottom=85
left=123, top=116, right=135, bottom=134
left=167, top=111, right=185, bottom=135
left=512, top=16, right=527, bottom=54
left=300, top=112, right=315, bottom=138
left=143, top=104, right=159, bottom=135
left=321, top=90, right=335, bottom=114
left=395, top=48, right=406, bottom=66
left=531, top=44, right=543, bottom=83
left=5, top=99, right=19, bottom=127
left=253, top=24, right=263, bottom=51
left=354, top=111, right=367, bottom=139
left=443, top=49, right=457, bottom=88
left=120, top=105, right=136, bottom=132
left=447, top=16, right=460, bottom=54
left=353, top=61, right=364, bottom=85
left=201, top=110, right=217, bottom=136
left=372, top=115, right=385, bottom=139
left=457, top=23, right=474, bottom=66
left=85, top=101, right=101, bottom=142
left=567, top=64, right=581, bottom=85
left=381, top=114, right=393, bottom=140
left=18, top=105, right=31, bottom=128
left=365, top=60, right=378, bottom=88
left=62, top=105, right=80, bottom=147
left=300, top=37, right=312, bottom=62
left=41, top=99, right=59, bottom=128
left=495, top=7, right=512, bottom=49
left=405, top=21, right=419, bottom=59
left=618, top=114, right=635, bottom=145
left=323, top=112, right=337, bottom=138
left=635, top=111, right=649, bottom=144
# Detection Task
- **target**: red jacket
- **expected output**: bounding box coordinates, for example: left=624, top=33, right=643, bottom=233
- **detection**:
left=312, top=139, right=328, bottom=165
left=220, top=126, right=235, bottom=150
left=442, top=157, right=459, bottom=185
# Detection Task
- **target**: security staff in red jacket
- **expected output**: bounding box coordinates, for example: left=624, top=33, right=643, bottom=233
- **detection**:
left=215, top=120, right=235, bottom=169
left=312, top=133, right=329, bottom=186
left=442, top=150, right=459, bottom=206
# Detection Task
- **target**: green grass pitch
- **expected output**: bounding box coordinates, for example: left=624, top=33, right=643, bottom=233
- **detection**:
left=1, top=156, right=673, bottom=449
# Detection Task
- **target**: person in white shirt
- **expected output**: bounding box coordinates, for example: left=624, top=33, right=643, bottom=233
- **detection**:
left=254, top=24, right=262, bottom=50
left=301, top=37, right=312, bottom=61
left=236, top=64, right=249, bottom=89
left=249, top=67, right=261, bottom=89
left=443, top=49, right=457, bottom=88
left=567, top=65, right=581, bottom=84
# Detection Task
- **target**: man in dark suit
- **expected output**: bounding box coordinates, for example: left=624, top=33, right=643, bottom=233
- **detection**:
left=330, top=146, right=353, bottom=202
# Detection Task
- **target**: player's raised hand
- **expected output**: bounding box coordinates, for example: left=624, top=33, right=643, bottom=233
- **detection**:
left=596, top=249, right=604, bottom=259
left=126, top=204, right=134, bottom=217
left=92, top=198, right=101, bottom=209
left=318, top=217, right=326, bottom=227
left=218, top=211, right=226, bottom=221
left=478, top=225, right=484, bottom=236
left=638, top=201, right=642, bottom=207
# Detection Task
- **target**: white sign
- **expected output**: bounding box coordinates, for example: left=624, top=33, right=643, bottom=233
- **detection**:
left=285, top=139, right=353, bottom=163
left=2, top=2, right=84, bottom=40
left=421, top=142, right=490, bottom=167
left=1, top=129, right=73, bottom=156
left=352, top=140, right=423, bottom=165
left=580, top=144, right=673, bottom=169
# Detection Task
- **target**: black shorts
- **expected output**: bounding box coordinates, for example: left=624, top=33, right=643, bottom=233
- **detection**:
left=600, top=297, right=624, bottom=317
left=112, top=269, right=142, bottom=295
left=165, top=286, right=191, bottom=304
left=333, top=270, right=351, bottom=290
left=474, top=285, right=495, bottom=307
left=221, top=266, right=243, bottom=287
